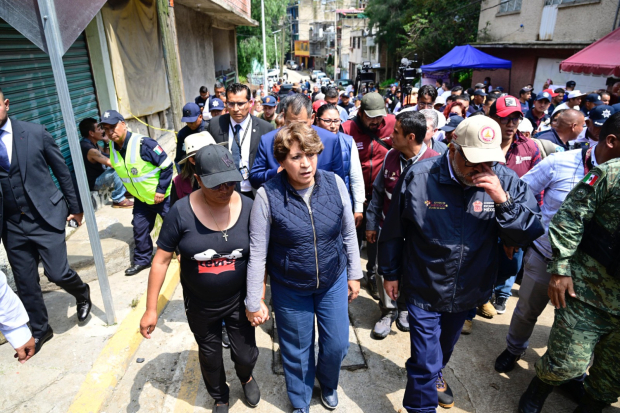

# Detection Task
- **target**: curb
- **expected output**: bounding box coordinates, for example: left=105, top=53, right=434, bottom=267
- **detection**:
left=67, top=261, right=180, bottom=413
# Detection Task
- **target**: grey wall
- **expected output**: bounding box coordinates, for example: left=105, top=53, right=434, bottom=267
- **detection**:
left=212, top=28, right=234, bottom=73
left=175, top=4, right=217, bottom=103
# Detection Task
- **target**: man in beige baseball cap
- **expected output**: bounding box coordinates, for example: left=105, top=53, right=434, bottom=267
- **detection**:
left=377, top=115, right=543, bottom=412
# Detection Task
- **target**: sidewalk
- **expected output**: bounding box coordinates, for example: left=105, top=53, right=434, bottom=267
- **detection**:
left=1, top=248, right=620, bottom=412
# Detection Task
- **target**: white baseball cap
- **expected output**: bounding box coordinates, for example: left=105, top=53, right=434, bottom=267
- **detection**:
left=517, top=118, right=534, bottom=134
left=179, top=131, right=217, bottom=164
left=567, top=90, right=586, bottom=99
left=452, top=116, right=505, bottom=164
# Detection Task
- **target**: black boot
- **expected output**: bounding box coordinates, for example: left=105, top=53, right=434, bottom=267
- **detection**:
left=518, top=376, right=554, bottom=413
left=573, top=393, right=609, bottom=413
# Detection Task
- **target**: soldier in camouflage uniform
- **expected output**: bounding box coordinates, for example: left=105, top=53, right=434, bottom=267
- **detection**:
left=518, top=112, right=620, bottom=413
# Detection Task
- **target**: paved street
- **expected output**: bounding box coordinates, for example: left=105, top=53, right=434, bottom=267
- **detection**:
left=3, top=248, right=619, bottom=413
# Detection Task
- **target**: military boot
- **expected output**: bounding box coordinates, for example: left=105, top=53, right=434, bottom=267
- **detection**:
left=572, top=393, right=609, bottom=413
left=518, top=376, right=554, bottom=413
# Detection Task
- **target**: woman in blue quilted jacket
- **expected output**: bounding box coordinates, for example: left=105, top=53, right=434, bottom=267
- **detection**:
left=245, top=122, right=362, bottom=413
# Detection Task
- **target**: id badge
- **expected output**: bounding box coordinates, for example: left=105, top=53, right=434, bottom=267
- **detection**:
left=240, top=166, right=249, bottom=180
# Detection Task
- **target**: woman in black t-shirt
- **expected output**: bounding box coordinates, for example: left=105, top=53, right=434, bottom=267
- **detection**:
left=139, top=145, right=268, bottom=413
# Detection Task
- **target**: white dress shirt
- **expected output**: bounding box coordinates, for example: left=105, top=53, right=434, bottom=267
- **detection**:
left=349, top=143, right=364, bottom=213
left=0, top=117, right=14, bottom=164
left=0, top=270, right=31, bottom=349
left=228, top=115, right=253, bottom=193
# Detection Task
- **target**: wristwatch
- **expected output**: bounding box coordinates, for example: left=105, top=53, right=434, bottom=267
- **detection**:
left=494, top=192, right=514, bottom=211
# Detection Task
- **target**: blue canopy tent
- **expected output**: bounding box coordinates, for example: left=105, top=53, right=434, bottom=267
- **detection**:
left=421, top=45, right=512, bottom=90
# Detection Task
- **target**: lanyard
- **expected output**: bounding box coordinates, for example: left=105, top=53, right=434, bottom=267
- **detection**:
left=229, top=118, right=251, bottom=160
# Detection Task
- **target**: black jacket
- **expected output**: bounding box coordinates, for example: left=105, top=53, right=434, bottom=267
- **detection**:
left=3, top=119, right=81, bottom=232
left=206, top=114, right=274, bottom=172
left=378, top=153, right=543, bottom=313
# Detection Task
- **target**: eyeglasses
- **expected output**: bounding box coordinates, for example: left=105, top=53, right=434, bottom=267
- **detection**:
left=226, top=101, right=248, bottom=108
left=209, top=182, right=236, bottom=190
left=498, top=115, right=523, bottom=125
left=417, top=102, right=434, bottom=109
left=457, top=146, right=498, bottom=168
left=318, top=118, right=341, bottom=125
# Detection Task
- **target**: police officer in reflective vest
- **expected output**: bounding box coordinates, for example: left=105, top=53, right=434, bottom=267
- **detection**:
left=100, top=110, right=173, bottom=276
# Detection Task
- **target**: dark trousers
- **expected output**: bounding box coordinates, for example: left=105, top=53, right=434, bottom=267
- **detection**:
left=184, top=294, right=258, bottom=404
left=356, top=203, right=377, bottom=276
left=132, top=197, right=170, bottom=266
left=403, top=303, right=469, bottom=412
left=2, top=215, right=88, bottom=337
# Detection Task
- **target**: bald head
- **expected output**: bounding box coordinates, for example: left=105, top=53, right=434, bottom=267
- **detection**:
left=555, top=109, right=584, bottom=142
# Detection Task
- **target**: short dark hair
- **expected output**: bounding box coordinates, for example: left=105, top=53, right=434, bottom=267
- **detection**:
left=214, top=81, right=225, bottom=90
left=395, top=111, right=427, bottom=145
left=199, top=86, right=208, bottom=94
left=418, top=84, right=437, bottom=102
left=226, top=83, right=251, bottom=101
left=283, top=93, right=312, bottom=118
left=600, top=111, right=620, bottom=140
left=79, top=117, right=98, bottom=138
left=456, top=94, right=470, bottom=103
left=485, top=96, right=497, bottom=105
left=554, top=88, right=565, bottom=94
left=446, top=95, right=457, bottom=104
left=451, top=85, right=463, bottom=93
left=325, top=87, right=339, bottom=99
left=316, top=103, right=339, bottom=118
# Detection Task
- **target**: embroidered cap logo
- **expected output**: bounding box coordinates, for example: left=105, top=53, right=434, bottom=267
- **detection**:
left=222, top=154, right=233, bottom=167
left=479, top=126, right=495, bottom=144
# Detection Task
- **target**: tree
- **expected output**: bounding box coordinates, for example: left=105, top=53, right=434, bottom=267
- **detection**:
left=237, top=0, right=289, bottom=79
left=366, top=0, right=481, bottom=67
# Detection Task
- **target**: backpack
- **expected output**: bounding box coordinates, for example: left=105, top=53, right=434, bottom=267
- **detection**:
left=530, top=138, right=561, bottom=159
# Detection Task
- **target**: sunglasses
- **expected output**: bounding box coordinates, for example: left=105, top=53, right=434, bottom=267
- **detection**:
left=226, top=101, right=248, bottom=108
left=209, top=182, right=236, bottom=190
left=498, top=115, right=523, bottom=125
left=457, top=147, right=498, bottom=168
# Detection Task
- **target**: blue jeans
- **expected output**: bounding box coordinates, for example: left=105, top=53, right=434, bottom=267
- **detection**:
left=94, top=168, right=125, bottom=203
left=271, top=271, right=350, bottom=410
left=403, top=303, right=469, bottom=412
left=494, top=242, right=524, bottom=299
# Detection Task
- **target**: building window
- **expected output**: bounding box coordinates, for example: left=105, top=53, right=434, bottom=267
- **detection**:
left=546, top=0, right=600, bottom=6
left=499, top=0, right=522, bottom=13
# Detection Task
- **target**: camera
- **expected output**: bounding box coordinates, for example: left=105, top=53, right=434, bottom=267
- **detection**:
left=398, top=54, right=422, bottom=107
left=354, top=61, right=376, bottom=96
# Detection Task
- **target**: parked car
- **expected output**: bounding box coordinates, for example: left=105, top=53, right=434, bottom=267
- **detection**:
left=310, top=70, right=324, bottom=81
left=336, top=79, right=353, bottom=90
left=286, top=60, right=298, bottom=70
left=320, top=77, right=331, bottom=87
left=267, top=67, right=287, bottom=81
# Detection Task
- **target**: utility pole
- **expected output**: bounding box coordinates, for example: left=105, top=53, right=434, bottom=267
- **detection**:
left=280, top=21, right=286, bottom=78
left=261, top=0, right=268, bottom=88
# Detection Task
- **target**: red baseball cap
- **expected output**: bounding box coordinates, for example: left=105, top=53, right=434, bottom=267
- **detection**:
left=489, top=95, right=523, bottom=118
left=312, top=100, right=327, bottom=113
left=543, top=88, right=558, bottom=97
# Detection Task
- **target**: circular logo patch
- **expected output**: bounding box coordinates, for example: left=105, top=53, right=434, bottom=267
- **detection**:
left=479, top=126, right=495, bottom=144
left=131, top=167, right=138, bottom=176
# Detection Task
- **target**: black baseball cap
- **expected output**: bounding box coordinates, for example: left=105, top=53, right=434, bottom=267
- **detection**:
left=473, top=89, right=487, bottom=96
left=194, top=145, right=242, bottom=189
left=99, top=110, right=125, bottom=125
left=585, top=93, right=603, bottom=104
left=588, top=105, right=615, bottom=127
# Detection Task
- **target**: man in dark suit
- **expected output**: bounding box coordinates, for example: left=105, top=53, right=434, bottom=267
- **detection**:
left=0, top=87, right=91, bottom=353
left=249, top=93, right=345, bottom=189
left=207, top=83, right=275, bottom=199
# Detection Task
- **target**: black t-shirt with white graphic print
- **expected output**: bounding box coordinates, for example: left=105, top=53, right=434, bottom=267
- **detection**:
left=157, top=194, right=252, bottom=305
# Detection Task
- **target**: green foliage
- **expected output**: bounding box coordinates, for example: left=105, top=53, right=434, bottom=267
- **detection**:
left=380, top=78, right=397, bottom=88
left=237, top=0, right=289, bottom=78
left=366, top=0, right=481, bottom=66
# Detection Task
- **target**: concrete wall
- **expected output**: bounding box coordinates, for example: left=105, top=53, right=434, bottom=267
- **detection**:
left=213, top=28, right=235, bottom=73
left=471, top=47, right=582, bottom=95
left=478, top=0, right=619, bottom=44
left=175, top=4, right=217, bottom=103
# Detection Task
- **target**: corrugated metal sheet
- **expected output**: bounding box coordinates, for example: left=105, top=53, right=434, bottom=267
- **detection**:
left=539, top=4, right=559, bottom=41
left=0, top=19, right=100, bottom=173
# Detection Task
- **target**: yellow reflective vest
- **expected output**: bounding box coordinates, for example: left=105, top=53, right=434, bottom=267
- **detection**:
left=109, top=133, right=172, bottom=204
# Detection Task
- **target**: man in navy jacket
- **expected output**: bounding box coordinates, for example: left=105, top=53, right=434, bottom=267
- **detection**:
left=379, top=116, right=543, bottom=412
left=249, top=94, right=345, bottom=189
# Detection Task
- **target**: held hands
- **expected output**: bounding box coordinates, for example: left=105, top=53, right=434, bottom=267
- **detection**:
left=366, top=230, right=377, bottom=244
left=348, top=280, right=360, bottom=303
left=246, top=300, right=271, bottom=327
left=14, top=336, right=36, bottom=364
left=548, top=274, right=576, bottom=309
left=140, top=309, right=158, bottom=339
left=154, top=193, right=165, bottom=204
left=472, top=164, right=507, bottom=204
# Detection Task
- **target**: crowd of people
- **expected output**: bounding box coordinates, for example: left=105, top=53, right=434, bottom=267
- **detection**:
left=1, top=72, right=620, bottom=413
